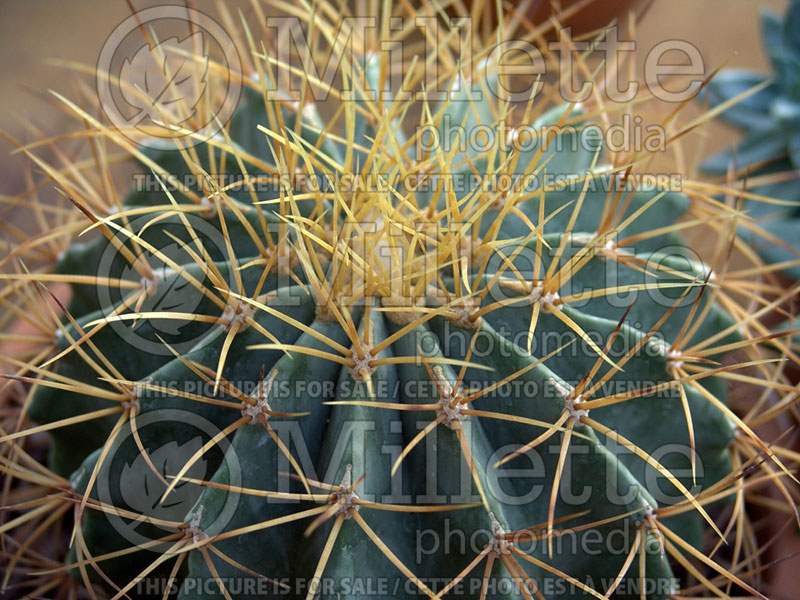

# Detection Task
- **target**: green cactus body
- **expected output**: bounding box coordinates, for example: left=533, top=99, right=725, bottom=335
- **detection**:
left=24, top=16, right=744, bottom=600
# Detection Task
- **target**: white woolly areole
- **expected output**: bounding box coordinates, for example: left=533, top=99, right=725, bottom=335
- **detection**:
left=666, top=350, right=684, bottom=371
left=488, top=512, right=510, bottom=556
left=140, top=267, right=176, bottom=297
left=264, top=243, right=295, bottom=277
left=649, top=339, right=684, bottom=371
left=125, top=380, right=149, bottom=410
left=242, top=369, right=278, bottom=423
left=426, top=286, right=480, bottom=330
left=122, top=396, right=140, bottom=412
left=218, top=300, right=256, bottom=332
left=726, top=414, right=740, bottom=434
left=641, top=505, right=666, bottom=559
left=648, top=338, right=670, bottom=357
left=549, top=378, right=588, bottom=419
left=451, top=297, right=479, bottom=330
left=334, top=464, right=359, bottom=518
left=635, top=504, right=659, bottom=528
left=698, top=263, right=716, bottom=282
left=506, top=127, right=521, bottom=145
left=488, top=186, right=515, bottom=212
left=198, top=192, right=221, bottom=214
left=348, top=344, right=375, bottom=380
left=289, top=99, right=321, bottom=124
left=566, top=395, right=589, bottom=419
left=186, top=506, right=208, bottom=544
left=529, top=283, right=559, bottom=307
left=434, top=366, right=463, bottom=429
left=410, top=159, right=434, bottom=176
left=570, top=232, right=616, bottom=255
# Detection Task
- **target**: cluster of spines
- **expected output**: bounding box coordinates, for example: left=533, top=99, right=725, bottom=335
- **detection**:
left=0, top=2, right=798, bottom=599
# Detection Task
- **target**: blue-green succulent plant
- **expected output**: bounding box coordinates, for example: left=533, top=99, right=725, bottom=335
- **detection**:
left=703, top=0, right=800, bottom=281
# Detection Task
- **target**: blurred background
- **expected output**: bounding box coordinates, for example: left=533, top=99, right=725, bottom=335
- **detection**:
left=0, top=0, right=788, bottom=203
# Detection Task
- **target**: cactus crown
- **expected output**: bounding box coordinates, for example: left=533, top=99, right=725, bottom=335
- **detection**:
left=1, top=3, right=798, bottom=600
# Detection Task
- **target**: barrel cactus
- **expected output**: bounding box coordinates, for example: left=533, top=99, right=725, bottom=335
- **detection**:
left=703, top=0, right=800, bottom=281
left=1, top=3, right=797, bottom=600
